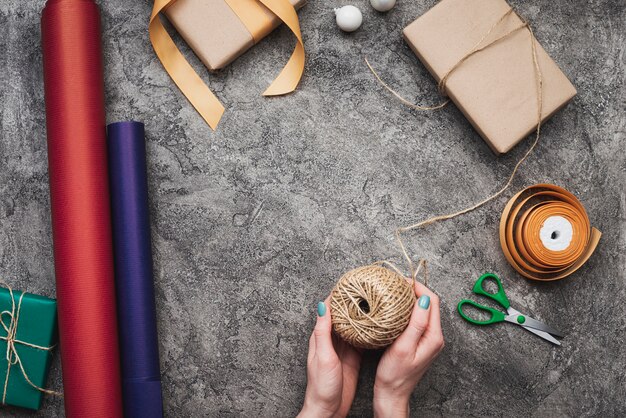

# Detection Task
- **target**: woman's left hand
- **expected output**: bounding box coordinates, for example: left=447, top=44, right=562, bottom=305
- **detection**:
left=298, top=296, right=362, bottom=418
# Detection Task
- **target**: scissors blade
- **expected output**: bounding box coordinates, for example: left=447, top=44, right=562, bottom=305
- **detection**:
left=521, top=324, right=562, bottom=346
left=504, top=315, right=561, bottom=345
left=519, top=316, right=565, bottom=338
left=507, top=308, right=565, bottom=338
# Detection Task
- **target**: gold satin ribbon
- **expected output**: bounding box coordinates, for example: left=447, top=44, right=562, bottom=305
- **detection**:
left=225, top=0, right=275, bottom=44
left=499, top=184, right=601, bottom=281
left=257, top=0, right=305, bottom=96
left=149, top=0, right=304, bottom=130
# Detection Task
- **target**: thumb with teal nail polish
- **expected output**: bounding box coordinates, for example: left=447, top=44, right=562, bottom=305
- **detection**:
left=298, top=297, right=362, bottom=418
left=374, top=283, right=444, bottom=418
left=317, top=301, right=327, bottom=317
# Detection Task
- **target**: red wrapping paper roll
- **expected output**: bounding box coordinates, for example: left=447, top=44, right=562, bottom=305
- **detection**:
left=41, top=0, right=124, bottom=416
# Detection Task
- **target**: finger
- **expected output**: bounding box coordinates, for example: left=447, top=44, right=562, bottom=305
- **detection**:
left=307, top=332, right=316, bottom=363
left=404, top=280, right=445, bottom=356
left=413, top=280, right=444, bottom=346
left=336, top=338, right=362, bottom=371
left=313, top=296, right=334, bottom=358
left=412, top=280, right=437, bottom=299
left=411, top=281, right=442, bottom=337
left=390, top=292, right=432, bottom=356
left=417, top=291, right=445, bottom=356
left=425, top=290, right=442, bottom=336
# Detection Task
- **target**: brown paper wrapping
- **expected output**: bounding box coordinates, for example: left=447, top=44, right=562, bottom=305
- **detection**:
left=403, top=0, right=576, bottom=154
left=165, top=0, right=305, bottom=71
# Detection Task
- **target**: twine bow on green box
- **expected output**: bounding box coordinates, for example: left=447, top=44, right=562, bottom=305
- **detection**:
left=0, top=283, right=60, bottom=410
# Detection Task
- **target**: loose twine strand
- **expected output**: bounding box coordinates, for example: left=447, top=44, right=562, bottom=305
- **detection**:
left=376, top=259, right=428, bottom=288
left=0, top=282, right=62, bottom=403
left=366, top=8, right=544, bottom=279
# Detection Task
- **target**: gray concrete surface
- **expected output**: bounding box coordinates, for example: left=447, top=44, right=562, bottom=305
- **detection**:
left=1, top=0, right=625, bottom=416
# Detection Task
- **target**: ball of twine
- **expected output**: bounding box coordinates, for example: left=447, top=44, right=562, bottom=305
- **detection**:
left=330, top=265, right=415, bottom=349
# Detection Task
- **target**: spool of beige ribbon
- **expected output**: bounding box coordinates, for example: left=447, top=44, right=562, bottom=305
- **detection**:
left=499, top=184, right=601, bottom=281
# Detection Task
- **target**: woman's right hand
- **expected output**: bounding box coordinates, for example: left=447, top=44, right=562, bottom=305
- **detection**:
left=373, top=281, right=444, bottom=418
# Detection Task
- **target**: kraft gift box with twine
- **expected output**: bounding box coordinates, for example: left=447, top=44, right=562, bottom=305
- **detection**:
left=395, top=0, right=577, bottom=155
left=150, top=0, right=306, bottom=130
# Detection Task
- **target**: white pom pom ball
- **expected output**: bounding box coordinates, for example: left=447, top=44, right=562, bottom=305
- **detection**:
left=334, top=5, right=363, bottom=32
left=370, top=0, right=396, bottom=12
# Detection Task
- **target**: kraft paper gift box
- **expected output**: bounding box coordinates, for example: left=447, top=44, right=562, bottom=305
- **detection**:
left=0, top=287, right=57, bottom=410
left=402, top=0, right=577, bottom=154
left=164, top=0, right=306, bottom=71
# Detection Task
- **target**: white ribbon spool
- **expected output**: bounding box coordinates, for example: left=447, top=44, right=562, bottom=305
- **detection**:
left=539, top=215, right=574, bottom=251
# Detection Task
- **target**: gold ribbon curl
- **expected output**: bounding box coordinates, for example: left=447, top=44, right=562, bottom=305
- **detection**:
left=149, top=0, right=305, bottom=130
left=0, top=283, right=61, bottom=404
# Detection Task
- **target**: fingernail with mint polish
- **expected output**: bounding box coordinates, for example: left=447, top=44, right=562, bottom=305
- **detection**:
left=418, top=295, right=431, bottom=309
left=317, top=301, right=327, bottom=317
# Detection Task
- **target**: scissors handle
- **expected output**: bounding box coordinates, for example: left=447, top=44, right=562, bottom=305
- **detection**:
left=457, top=300, right=506, bottom=325
left=473, top=273, right=510, bottom=309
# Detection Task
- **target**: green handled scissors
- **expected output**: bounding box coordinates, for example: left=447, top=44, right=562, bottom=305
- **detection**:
left=457, top=273, right=565, bottom=345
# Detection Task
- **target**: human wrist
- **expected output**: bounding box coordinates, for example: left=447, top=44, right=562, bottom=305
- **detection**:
left=373, top=385, right=410, bottom=418
left=298, top=398, right=338, bottom=418
left=373, top=397, right=409, bottom=418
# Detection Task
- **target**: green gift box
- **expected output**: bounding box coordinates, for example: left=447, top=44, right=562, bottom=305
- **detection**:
left=0, top=286, right=57, bottom=410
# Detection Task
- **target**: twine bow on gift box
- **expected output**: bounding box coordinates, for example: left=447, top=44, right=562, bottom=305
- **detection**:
left=0, top=284, right=61, bottom=403
left=149, top=0, right=305, bottom=130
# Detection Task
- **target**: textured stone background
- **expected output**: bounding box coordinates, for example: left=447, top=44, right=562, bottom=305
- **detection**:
left=1, top=0, right=625, bottom=416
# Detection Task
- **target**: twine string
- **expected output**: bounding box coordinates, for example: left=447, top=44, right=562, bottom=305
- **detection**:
left=329, top=260, right=429, bottom=349
left=0, top=283, right=62, bottom=403
left=375, top=258, right=428, bottom=288
left=330, top=265, right=417, bottom=349
left=366, top=8, right=543, bottom=274
left=364, top=58, right=449, bottom=111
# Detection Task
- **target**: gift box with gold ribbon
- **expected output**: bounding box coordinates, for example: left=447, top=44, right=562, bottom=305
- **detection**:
left=402, top=0, right=577, bottom=154
left=0, top=285, right=57, bottom=410
left=150, top=0, right=306, bottom=130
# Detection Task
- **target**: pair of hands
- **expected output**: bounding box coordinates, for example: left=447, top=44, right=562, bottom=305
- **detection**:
left=298, top=281, right=444, bottom=418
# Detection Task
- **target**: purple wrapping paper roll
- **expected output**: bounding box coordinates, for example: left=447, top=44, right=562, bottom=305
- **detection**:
left=107, top=121, right=163, bottom=418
